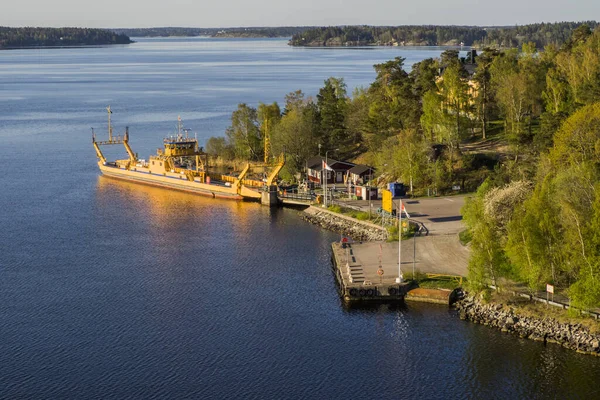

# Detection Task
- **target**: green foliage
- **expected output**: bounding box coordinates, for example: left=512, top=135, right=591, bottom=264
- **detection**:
left=418, top=279, right=462, bottom=290
left=288, top=23, right=600, bottom=48
left=462, top=180, right=511, bottom=290
left=317, top=77, right=349, bottom=156
left=205, top=136, right=234, bottom=160
left=355, top=212, right=370, bottom=221
left=473, top=48, right=500, bottom=139
left=375, top=129, right=429, bottom=193
left=225, top=104, right=262, bottom=161
left=271, top=91, right=319, bottom=176
left=459, top=229, right=472, bottom=245
left=199, top=27, right=600, bottom=310
left=327, top=205, right=342, bottom=213
left=386, top=225, right=399, bottom=242
left=111, top=27, right=311, bottom=39
left=409, top=58, right=438, bottom=98
left=437, top=62, right=471, bottom=148
left=368, top=57, right=421, bottom=136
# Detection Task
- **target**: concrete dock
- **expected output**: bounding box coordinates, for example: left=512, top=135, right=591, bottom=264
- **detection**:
left=331, top=242, right=414, bottom=302
left=330, top=195, right=470, bottom=302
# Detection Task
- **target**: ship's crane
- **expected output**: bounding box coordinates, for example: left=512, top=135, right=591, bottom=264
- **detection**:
left=263, top=117, right=271, bottom=164
left=92, top=106, right=137, bottom=168
left=265, top=153, right=285, bottom=186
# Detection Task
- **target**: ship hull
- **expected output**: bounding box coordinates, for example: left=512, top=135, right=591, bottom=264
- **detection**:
left=99, top=163, right=260, bottom=201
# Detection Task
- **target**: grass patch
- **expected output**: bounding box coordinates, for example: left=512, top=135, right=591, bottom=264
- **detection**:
left=418, top=279, right=461, bottom=290
left=326, top=204, right=380, bottom=223
left=327, top=205, right=342, bottom=213
left=387, top=223, right=418, bottom=241
left=355, top=212, right=370, bottom=220
left=404, top=271, right=463, bottom=290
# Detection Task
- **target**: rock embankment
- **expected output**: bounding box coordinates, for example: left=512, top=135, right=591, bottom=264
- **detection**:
left=301, top=207, right=387, bottom=241
left=455, top=296, right=600, bottom=356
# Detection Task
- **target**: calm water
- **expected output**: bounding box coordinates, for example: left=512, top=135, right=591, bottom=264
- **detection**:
left=1, top=37, right=599, bottom=399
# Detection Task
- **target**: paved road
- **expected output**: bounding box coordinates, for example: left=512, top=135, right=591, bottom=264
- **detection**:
left=345, top=236, right=469, bottom=278
left=336, top=196, right=470, bottom=277
left=337, top=195, right=466, bottom=235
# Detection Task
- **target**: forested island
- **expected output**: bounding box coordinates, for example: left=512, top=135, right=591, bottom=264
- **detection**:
left=111, top=26, right=313, bottom=38
left=207, top=25, right=600, bottom=309
left=0, top=27, right=132, bottom=49
left=289, top=21, right=599, bottom=48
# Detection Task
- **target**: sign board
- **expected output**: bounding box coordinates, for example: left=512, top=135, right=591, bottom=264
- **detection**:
left=377, top=268, right=384, bottom=276
left=382, top=189, right=393, bottom=214
left=546, top=284, right=554, bottom=294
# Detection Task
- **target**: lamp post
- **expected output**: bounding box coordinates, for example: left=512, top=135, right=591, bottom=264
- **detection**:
left=324, top=150, right=330, bottom=208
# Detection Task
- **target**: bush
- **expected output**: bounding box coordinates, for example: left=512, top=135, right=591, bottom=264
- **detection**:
left=387, top=225, right=399, bottom=241
left=327, top=205, right=342, bottom=213
left=356, top=212, right=370, bottom=220
left=459, top=229, right=472, bottom=245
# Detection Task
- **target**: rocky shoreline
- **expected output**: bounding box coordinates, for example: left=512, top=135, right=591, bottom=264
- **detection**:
left=301, top=207, right=387, bottom=241
left=455, top=296, right=600, bottom=356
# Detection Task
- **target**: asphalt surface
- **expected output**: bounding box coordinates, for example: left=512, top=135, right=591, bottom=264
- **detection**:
left=336, top=196, right=470, bottom=277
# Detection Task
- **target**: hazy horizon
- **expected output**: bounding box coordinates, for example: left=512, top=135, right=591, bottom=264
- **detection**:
left=2, top=0, right=599, bottom=29
left=1, top=21, right=599, bottom=30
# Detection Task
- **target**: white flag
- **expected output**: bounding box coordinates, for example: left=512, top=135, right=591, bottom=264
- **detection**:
left=322, top=160, right=333, bottom=171
left=400, top=200, right=410, bottom=218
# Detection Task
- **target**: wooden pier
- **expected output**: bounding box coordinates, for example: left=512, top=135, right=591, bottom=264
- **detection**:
left=331, top=242, right=413, bottom=302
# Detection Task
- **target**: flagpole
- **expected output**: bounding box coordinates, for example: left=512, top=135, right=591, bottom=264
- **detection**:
left=396, top=199, right=403, bottom=283
left=323, top=159, right=327, bottom=208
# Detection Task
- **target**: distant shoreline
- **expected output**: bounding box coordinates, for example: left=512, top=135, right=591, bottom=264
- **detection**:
left=0, top=27, right=132, bottom=50
left=0, top=43, right=134, bottom=50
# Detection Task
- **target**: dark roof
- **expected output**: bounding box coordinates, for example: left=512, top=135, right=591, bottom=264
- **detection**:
left=306, top=155, right=355, bottom=170
left=329, top=160, right=355, bottom=168
left=464, top=63, right=477, bottom=77
left=306, top=155, right=325, bottom=169
left=349, top=165, right=375, bottom=175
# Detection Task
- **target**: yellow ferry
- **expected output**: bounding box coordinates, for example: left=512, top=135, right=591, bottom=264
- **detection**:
left=92, top=107, right=277, bottom=201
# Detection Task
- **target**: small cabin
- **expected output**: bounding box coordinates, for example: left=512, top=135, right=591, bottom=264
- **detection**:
left=348, top=165, right=375, bottom=185
left=306, top=156, right=355, bottom=185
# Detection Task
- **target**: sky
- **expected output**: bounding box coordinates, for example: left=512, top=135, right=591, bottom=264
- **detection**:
left=1, top=0, right=599, bottom=28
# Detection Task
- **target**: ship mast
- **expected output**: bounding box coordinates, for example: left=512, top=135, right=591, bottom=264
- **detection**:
left=107, top=105, right=113, bottom=141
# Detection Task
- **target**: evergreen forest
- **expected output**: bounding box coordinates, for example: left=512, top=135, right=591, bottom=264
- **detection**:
left=0, top=27, right=132, bottom=48
left=111, top=27, right=312, bottom=38
left=289, top=21, right=599, bottom=48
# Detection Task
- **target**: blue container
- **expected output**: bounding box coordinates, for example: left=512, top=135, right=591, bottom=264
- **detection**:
left=388, top=182, right=406, bottom=197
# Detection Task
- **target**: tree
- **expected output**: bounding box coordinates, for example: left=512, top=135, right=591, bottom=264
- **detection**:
left=205, top=136, right=234, bottom=160
left=271, top=92, right=319, bottom=177
left=225, top=103, right=261, bottom=161
left=317, top=77, right=349, bottom=156
left=462, top=180, right=511, bottom=290
left=375, top=129, right=429, bottom=193
left=504, top=104, right=600, bottom=303
left=437, top=62, right=471, bottom=150
left=410, top=58, right=438, bottom=98
left=345, top=87, right=371, bottom=156
left=554, top=28, right=600, bottom=107
left=368, top=57, right=421, bottom=136
left=420, top=89, right=447, bottom=143
left=474, top=48, right=499, bottom=139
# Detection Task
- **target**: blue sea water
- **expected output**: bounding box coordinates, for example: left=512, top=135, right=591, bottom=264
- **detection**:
left=0, top=37, right=599, bottom=399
